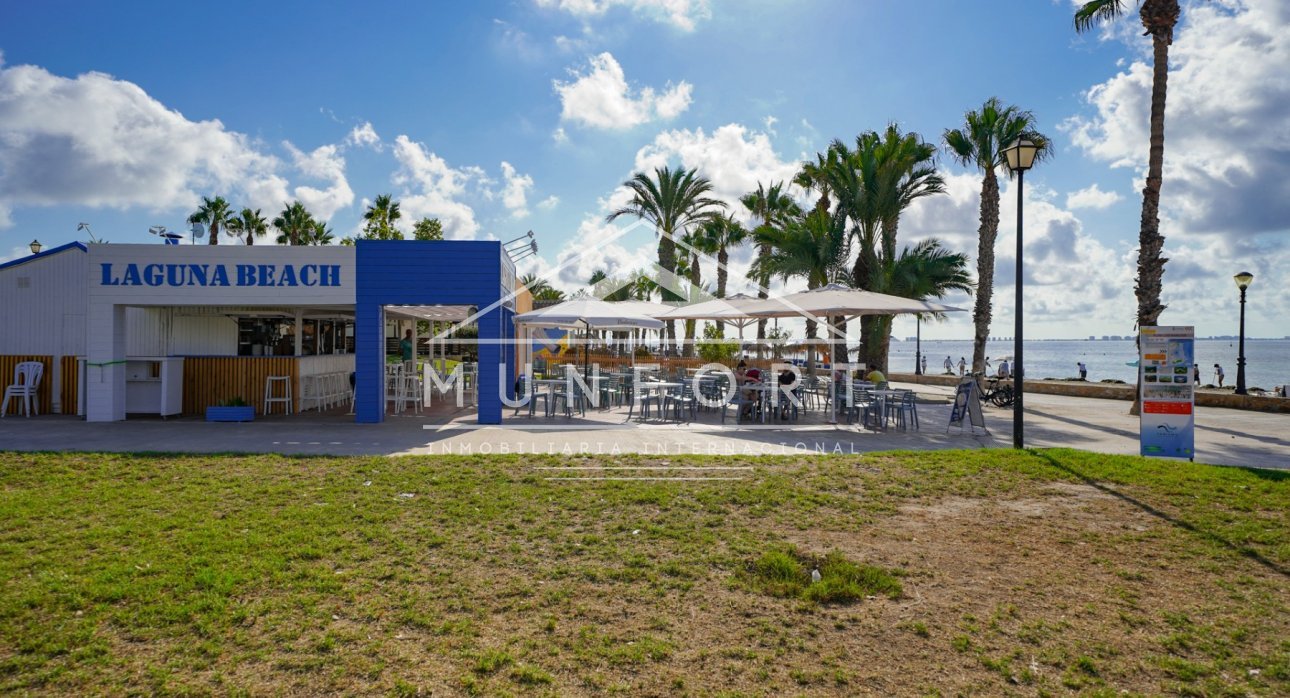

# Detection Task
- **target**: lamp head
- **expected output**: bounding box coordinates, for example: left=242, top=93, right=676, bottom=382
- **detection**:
left=1234, top=271, right=1254, bottom=290
left=29, top=239, right=42, bottom=255
left=1002, top=138, right=1039, bottom=172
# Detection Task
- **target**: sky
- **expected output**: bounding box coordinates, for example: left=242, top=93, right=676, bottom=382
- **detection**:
left=0, top=0, right=1286, bottom=340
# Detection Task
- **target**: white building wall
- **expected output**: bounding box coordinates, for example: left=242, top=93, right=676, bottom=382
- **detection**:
left=0, top=246, right=88, bottom=356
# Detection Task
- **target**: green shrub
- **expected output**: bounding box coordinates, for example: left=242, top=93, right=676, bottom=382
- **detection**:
left=741, top=546, right=902, bottom=605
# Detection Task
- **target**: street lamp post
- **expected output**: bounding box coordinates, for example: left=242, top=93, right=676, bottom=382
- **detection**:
left=1234, top=271, right=1254, bottom=395
left=1002, top=138, right=1039, bottom=450
left=914, top=315, right=922, bottom=375
left=29, top=240, right=42, bottom=255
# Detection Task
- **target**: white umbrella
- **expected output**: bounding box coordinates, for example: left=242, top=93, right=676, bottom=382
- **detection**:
left=515, top=298, right=664, bottom=377
left=743, top=283, right=965, bottom=319
left=656, top=293, right=763, bottom=339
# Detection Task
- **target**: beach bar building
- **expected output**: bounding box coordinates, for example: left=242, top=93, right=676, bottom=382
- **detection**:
left=0, top=240, right=519, bottom=424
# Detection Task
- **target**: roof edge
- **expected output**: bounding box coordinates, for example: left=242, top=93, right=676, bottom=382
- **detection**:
left=0, top=241, right=88, bottom=273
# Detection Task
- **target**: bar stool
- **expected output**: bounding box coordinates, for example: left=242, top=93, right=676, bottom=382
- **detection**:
left=264, top=375, right=293, bottom=415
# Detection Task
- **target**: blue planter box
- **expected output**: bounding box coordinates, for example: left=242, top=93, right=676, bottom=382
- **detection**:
left=205, top=406, right=255, bottom=422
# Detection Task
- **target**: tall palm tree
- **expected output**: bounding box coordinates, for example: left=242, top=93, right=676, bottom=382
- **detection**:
left=1075, top=0, right=1179, bottom=414
left=363, top=194, right=403, bottom=240
left=227, top=208, right=268, bottom=246
left=741, top=181, right=802, bottom=353
left=753, top=208, right=850, bottom=373
left=273, top=201, right=314, bottom=246
left=606, top=166, right=726, bottom=354
left=944, top=98, right=1052, bottom=374
left=863, top=239, right=974, bottom=372
left=692, top=215, right=750, bottom=338
left=793, top=148, right=840, bottom=215
left=302, top=220, right=334, bottom=246
left=519, top=273, right=550, bottom=300
left=187, top=196, right=234, bottom=246
left=874, top=125, right=945, bottom=263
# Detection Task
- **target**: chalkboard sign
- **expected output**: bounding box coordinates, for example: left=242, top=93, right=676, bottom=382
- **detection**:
left=947, top=378, right=987, bottom=433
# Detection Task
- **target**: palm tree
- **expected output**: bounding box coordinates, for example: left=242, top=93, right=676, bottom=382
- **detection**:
left=302, top=220, right=334, bottom=246
left=741, top=181, right=802, bottom=353
left=187, top=196, right=234, bottom=246
left=519, top=273, right=550, bottom=300
left=273, top=201, right=314, bottom=246
left=605, top=166, right=726, bottom=354
left=226, top=208, right=268, bottom=246
left=793, top=148, right=840, bottom=215
left=1075, top=0, right=1178, bottom=414
left=362, top=194, right=403, bottom=240
left=875, top=125, right=945, bottom=263
left=753, top=208, right=850, bottom=374
left=534, top=286, right=566, bottom=302
left=692, top=215, right=749, bottom=338
left=863, top=239, right=974, bottom=372
left=944, top=98, right=1052, bottom=374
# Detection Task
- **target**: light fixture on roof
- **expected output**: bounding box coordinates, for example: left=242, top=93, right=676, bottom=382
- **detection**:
left=510, top=239, right=539, bottom=262
left=76, top=222, right=102, bottom=243
left=29, top=240, right=42, bottom=255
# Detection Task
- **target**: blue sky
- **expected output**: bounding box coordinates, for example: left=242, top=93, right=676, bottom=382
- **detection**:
left=1, top=0, right=1286, bottom=339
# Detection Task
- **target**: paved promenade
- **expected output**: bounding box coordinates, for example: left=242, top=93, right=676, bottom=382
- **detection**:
left=2, top=383, right=1286, bottom=469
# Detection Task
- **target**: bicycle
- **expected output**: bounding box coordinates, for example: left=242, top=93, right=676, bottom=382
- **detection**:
left=974, top=373, right=1015, bottom=407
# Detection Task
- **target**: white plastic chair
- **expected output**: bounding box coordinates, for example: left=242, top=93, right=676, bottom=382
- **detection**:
left=1, top=361, right=44, bottom=418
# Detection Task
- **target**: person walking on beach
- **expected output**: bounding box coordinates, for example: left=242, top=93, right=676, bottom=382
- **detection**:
left=943, top=356, right=953, bottom=375
left=1214, top=363, right=1225, bottom=387
left=957, top=357, right=967, bottom=377
left=984, top=356, right=992, bottom=374
left=1077, top=361, right=1087, bottom=380
left=1193, top=364, right=1200, bottom=384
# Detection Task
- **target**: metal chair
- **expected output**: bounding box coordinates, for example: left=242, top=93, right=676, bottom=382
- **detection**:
left=887, top=389, right=919, bottom=430
left=1, top=361, right=44, bottom=418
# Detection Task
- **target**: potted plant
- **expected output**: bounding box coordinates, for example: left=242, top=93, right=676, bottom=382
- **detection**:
left=206, top=397, right=255, bottom=422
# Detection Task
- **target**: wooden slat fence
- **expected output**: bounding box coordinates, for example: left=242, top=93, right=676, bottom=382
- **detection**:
left=0, top=355, right=54, bottom=416
left=182, top=357, right=298, bottom=416
left=60, top=356, right=80, bottom=415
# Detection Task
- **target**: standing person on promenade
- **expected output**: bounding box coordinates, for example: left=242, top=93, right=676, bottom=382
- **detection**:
left=921, top=355, right=928, bottom=375
left=944, top=356, right=953, bottom=375
left=957, top=357, right=967, bottom=377
left=1193, top=365, right=1200, bottom=384
left=1077, top=361, right=1087, bottom=380
left=984, top=356, right=993, bottom=374
left=1214, top=363, right=1225, bottom=387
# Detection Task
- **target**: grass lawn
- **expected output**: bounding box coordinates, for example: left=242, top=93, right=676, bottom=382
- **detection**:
left=0, top=449, right=1286, bottom=696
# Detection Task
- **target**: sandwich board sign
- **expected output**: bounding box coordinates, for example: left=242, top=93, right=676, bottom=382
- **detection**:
left=1139, top=326, right=1195, bottom=460
left=947, top=377, right=986, bottom=433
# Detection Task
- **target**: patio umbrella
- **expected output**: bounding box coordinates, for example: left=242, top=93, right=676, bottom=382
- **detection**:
left=515, top=298, right=664, bottom=377
left=739, top=284, right=967, bottom=424
left=655, top=293, right=763, bottom=340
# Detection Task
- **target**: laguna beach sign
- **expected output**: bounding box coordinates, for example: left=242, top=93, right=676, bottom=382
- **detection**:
left=99, top=262, right=342, bottom=288
left=88, top=243, right=355, bottom=306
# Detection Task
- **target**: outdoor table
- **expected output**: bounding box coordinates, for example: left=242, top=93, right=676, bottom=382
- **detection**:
left=867, top=389, right=909, bottom=430
left=634, top=381, right=683, bottom=421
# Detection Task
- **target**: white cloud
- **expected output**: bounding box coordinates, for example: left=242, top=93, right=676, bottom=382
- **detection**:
left=535, top=0, right=712, bottom=31
left=343, top=121, right=381, bottom=150
left=499, top=161, right=534, bottom=218
left=554, top=52, right=692, bottom=130
left=552, top=127, right=569, bottom=143
left=1065, top=183, right=1123, bottom=210
left=391, top=135, right=484, bottom=240
left=284, top=143, right=354, bottom=221
left=632, top=123, right=802, bottom=220
left=538, top=195, right=560, bottom=210
left=0, top=61, right=284, bottom=228
left=1062, top=0, right=1290, bottom=237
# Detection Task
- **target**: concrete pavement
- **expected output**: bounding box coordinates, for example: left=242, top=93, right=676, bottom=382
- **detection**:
left=1, top=382, right=1285, bottom=469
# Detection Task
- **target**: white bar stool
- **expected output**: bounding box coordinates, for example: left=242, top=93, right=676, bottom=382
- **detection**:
left=264, top=375, right=293, bottom=415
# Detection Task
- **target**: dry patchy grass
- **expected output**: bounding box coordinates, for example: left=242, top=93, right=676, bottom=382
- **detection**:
left=0, top=448, right=1285, bottom=696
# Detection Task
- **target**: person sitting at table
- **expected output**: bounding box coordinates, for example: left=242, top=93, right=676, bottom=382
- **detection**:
left=777, top=367, right=799, bottom=419
left=738, top=363, right=763, bottom=418
left=866, top=368, right=886, bottom=385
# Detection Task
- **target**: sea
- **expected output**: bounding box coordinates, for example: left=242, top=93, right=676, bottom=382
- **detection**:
left=887, top=338, right=1290, bottom=390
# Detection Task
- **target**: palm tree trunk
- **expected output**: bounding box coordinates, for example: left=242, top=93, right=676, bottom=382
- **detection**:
left=716, top=246, right=729, bottom=338
left=246, top=231, right=254, bottom=246
left=1130, top=23, right=1173, bottom=416
left=658, top=232, right=678, bottom=354
left=755, top=242, right=770, bottom=360
left=684, top=252, right=701, bottom=357
left=971, top=170, right=1000, bottom=375
left=209, top=223, right=218, bottom=246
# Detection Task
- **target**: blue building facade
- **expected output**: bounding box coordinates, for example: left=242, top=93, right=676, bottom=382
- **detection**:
left=354, top=240, right=516, bottom=424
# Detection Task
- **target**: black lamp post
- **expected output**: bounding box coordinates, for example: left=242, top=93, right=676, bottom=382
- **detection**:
left=1234, top=271, right=1253, bottom=395
left=1002, top=138, right=1039, bottom=449
left=29, top=239, right=42, bottom=255
left=914, top=314, right=922, bottom=375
